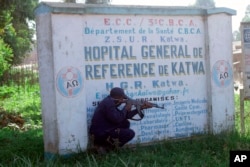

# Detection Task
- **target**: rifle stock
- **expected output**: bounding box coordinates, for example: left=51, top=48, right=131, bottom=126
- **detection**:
left=123, top=98, right=165, bottom=120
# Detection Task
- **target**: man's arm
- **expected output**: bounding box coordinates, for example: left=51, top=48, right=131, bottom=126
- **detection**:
left=126, top=109, right=138, bottom=119
left=105, top=99, right=132, bottom=124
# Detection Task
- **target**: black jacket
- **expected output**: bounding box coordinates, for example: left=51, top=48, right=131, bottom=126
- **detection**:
left=89, top=95, right=138, bottom=137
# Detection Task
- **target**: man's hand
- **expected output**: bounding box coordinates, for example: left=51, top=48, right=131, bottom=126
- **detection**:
left=125, top=103, right=132, bottom=111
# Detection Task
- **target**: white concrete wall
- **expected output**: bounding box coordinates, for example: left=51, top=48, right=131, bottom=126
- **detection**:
left=36, top=14, right=88, bottom=156
left=52, top=15, right=88, bottom=155
left=207, top=13, right=235, bottom=133
left=36, top=13, right=59, bottom=157
left=35, top=3, right=236, bottom=157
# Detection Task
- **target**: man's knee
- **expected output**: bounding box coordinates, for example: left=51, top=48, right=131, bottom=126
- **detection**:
left=122, top=129, right=135, bottom=142
left=128, top=129, right=135, bottom=140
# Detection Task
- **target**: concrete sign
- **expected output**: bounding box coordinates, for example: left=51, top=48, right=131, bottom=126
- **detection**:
left=241, top=23, right=250, bottom=98
left=82, top=14, right=207, bottom=143
left=35, top=3, right=236, bottom=157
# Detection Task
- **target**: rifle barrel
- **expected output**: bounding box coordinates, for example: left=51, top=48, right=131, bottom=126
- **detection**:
left=151, top=103, right=165, bottom=109
left=123, top=98, right=165, bottom=109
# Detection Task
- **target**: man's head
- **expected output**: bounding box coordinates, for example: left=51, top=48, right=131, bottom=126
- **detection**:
left=110, top=87, right=127, bottom=105
left=110, top=87, right=127, bottom=99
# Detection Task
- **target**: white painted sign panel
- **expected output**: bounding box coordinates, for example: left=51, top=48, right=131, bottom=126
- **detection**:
left=52, top=14, right=207, bottom=144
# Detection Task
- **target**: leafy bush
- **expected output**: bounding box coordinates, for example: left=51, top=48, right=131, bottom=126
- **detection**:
left=0, top=38, right=13, bottom=77
left=0, top=84, right=41, bottom=129
left=0, top=66, right=41, bottom=130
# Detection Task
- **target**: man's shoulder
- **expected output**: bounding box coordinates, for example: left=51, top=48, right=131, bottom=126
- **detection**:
left=99, top=96, right=113, bottom=105
left=102, top=96, right=112, bottom=101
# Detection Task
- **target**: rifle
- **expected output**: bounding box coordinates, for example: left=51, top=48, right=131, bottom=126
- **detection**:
left=123, top=97, right=164, bottom=120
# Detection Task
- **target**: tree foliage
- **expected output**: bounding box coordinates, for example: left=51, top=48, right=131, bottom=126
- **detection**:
left=194, top=0, right=215, bottom=8
left=64, top=0, right=76, bottom=2
left=85, top=0, right=111, bottom=4
left=0, top=0, right=38, bottom=67
left=0, top=38, right=13, bottom=76
left=233, top=31, right=241, bottom=41
left=242, top=5, right=250, bottom=22
left=0, top=8, right=14, bottom=76
left=233, top=4, right=250, bottom=41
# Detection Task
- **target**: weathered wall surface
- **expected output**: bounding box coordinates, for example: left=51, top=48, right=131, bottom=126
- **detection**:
left=35, top=3, right=236, bottom=156
left=207, top=12, right=235, bottom=133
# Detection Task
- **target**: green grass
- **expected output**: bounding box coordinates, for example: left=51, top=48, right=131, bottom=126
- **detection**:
left=0, top=128, right=44, bottom=165
left=1, top=77, right=250, bottom=166
left=0, top=130, right=250, bottom=166
left=234, top=93, right=250, bottom=132
left=0, top=84, right=42, bottom=129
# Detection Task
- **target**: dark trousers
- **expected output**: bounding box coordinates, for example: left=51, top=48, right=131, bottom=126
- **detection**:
left=93, top=120, right=135, bottom=148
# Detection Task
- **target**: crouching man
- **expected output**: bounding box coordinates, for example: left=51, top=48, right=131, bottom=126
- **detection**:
left=89, top=87, right=152, bottom=153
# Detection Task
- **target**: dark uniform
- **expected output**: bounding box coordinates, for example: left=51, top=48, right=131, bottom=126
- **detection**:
left=89, top=94, right=138, bottom=148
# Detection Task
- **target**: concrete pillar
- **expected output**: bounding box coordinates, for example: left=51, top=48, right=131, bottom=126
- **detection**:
left=207, top=9, right=235, bottom=133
